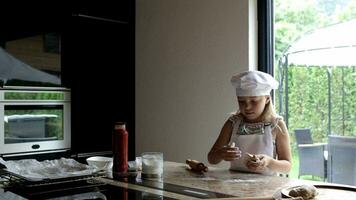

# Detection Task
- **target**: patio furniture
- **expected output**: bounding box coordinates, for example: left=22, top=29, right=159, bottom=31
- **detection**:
left=327, top=135, right=356, bottom=186
left=294, top=128, right=327, bottom=180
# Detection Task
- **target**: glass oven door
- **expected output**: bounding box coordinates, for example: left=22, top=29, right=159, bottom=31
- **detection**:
left=4, top=104, right=64, bottom=144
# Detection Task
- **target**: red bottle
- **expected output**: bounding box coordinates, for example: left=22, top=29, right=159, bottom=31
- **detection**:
left=112, top=122, right=128, bottom=179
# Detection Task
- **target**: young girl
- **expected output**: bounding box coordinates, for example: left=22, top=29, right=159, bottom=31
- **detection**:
left=208, top=70, right=292, bottom=175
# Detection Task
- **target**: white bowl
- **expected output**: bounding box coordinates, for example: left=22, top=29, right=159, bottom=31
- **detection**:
left=86, top=156, right=113, bottom=169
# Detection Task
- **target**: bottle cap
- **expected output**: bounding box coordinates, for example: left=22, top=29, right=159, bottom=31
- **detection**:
left=115, top=122, right=126, bottom=130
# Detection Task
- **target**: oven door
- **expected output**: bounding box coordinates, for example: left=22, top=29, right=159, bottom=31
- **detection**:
left=0, top=101, right=71, bottom=155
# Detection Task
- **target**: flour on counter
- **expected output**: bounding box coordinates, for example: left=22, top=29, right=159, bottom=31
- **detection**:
left=223, top=179, right=260, bottom=183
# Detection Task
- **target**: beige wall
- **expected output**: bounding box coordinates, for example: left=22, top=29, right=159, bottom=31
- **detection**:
left=136, top=0, right=257, bottom=167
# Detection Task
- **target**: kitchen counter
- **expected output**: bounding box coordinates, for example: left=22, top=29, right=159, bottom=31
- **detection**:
left=97, top=161, right=356, bottom=200
left=2, top=161, right=356, bottom=199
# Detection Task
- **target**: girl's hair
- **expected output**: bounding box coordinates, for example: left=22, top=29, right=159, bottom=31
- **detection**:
left=262, top=100, right=284, bottom=133
left=261, top=99, right=279, bottom=122
left=234, top=96, right=282, bottom=126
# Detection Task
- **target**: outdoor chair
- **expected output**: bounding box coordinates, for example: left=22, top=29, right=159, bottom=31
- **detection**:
left=327, top=135, right=356, bottom=186
left=294, top=128, right=327, bottom=180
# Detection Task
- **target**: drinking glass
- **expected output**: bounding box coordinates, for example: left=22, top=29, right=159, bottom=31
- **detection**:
left=141, top=152, right=163, bottom=178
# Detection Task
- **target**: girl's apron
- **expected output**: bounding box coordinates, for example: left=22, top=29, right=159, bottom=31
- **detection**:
left=229, top=116, right=276, bottom=175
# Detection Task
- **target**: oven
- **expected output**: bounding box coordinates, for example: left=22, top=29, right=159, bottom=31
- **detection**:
left=0, top=87, right=71, bottom=156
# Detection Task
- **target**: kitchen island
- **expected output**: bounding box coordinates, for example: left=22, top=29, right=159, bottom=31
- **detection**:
left=97, top=161, right=356, bottom=200
left=1, top=161, right=356, bottom=199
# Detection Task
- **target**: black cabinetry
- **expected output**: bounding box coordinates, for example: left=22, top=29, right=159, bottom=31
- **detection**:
left=62, top=4, right=135, bottom=161
left=0, top=4, right=135, bottom=161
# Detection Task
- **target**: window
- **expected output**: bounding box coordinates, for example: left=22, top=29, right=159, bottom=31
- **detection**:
left=260, top=0, right=356, bottom=186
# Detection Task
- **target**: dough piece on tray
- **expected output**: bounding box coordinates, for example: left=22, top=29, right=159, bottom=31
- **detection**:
left=288, top=184, right=317, bottom=200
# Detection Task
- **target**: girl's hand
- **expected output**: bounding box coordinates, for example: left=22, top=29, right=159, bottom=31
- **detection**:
left=217, top=144, right=242, bottom=161
left=245, top=154, right=272, bottom=172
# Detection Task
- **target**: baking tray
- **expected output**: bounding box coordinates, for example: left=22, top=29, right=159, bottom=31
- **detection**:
left=0, top=157, right=103, bottom=183
left=0, top=167, right=105, bottom=186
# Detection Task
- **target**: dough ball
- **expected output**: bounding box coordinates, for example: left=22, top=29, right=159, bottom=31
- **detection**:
left=288, top=185, right=317, bottom=200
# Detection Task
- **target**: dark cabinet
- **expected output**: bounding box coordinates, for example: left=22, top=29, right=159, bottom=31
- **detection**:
left=62, top=5, right=135, bottom=161
left=71, top=1, right=130, bottom=23
left=0, top=5, right=135, bottom=161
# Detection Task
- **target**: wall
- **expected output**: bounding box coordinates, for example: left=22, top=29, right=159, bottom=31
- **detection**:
left=136, top=0, right=257, bottom=167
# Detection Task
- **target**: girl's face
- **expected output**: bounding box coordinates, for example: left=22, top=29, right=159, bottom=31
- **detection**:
left=237, top=96, right=270, bottom=122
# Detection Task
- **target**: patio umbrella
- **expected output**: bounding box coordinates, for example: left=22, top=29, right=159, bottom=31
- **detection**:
left=0, top=47, right=60, bottom=86
left=280, top=19, right=356, bottom=135
left=286, top=18, right=356, bottom=66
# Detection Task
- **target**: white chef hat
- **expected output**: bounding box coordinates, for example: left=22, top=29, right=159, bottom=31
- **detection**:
left=231, top=70, right=279, bottom=96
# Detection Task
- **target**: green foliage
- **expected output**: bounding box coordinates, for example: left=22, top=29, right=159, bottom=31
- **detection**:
left=274, top=0, right=328, bottom=60
left=329, top=68, right=356, bottom=136
left=281, top=67, right=355, bottom=146
left=336, top=0, right=356, bottom=21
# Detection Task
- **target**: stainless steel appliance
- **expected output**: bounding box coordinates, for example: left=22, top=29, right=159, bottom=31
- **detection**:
left=0, top=87, right=71, bottom=156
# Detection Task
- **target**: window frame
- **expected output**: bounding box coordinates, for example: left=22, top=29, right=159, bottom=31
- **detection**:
left=257, top=0, right=274, bottom=76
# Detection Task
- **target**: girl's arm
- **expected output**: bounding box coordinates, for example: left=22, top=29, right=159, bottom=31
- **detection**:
left=268, top=119, right=292, bottom=173
left=208, top=120, right=240, bottom=164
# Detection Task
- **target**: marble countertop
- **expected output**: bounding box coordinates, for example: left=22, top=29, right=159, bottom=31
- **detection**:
left=162, top=161, right=294, bottom=198
left=97, top=161, right=356, bottom=200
